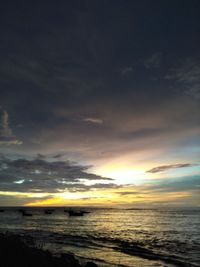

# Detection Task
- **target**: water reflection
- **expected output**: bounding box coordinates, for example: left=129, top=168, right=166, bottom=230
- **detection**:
left=0, top=208, right=199, bottom=267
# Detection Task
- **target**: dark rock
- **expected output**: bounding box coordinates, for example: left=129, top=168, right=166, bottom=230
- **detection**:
left=0, top=233, right=82, bottom=267
left=85, top=262, right=98, bottom=267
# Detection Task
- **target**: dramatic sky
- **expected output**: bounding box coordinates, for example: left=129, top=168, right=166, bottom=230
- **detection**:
left=0, top=0, right=199, bottom=207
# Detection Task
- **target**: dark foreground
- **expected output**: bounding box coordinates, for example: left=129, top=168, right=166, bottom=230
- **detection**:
left=0, top=233, right=97, bottom=267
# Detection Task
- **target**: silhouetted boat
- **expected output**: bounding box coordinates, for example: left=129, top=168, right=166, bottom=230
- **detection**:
left=21, top=210, right=32, bottom=217
left=44, top=209, right=54, bottom=214
left=18, top=208, right=24, bottom=213
left=0, top=209, right=5, bottom=212
left=68, top=210, right=84, bottom=216
left=66, top=210, right=90, bottom=216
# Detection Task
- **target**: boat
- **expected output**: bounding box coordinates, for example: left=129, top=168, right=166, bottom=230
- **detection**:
left=64, top=209, right=71, bottom=213
left=82, top=211, right=90, bottom=214
left=18, top=208, right=24, bottom=213
left=44, top=209, right=54, bottom=214
left=67, top=210, right=84, bottom=216
left=21, top=210, right=32, bottom=217
left=66, top=210, right=90, bottom=216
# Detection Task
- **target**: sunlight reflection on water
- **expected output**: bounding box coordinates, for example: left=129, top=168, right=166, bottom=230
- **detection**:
left=0, top=208, right=199, bottom=267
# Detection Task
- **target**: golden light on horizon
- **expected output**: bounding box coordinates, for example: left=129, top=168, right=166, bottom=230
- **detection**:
left=24, top=190, right=193, bottom=207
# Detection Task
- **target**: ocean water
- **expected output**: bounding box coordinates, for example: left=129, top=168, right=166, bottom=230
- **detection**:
left=0, top=208, right=199, bottom=267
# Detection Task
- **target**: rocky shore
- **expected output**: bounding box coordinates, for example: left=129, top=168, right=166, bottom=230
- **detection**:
left=0, top=233, right=98, bottom=267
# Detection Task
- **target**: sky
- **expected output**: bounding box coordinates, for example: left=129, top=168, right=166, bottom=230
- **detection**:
left=0, top=0, right=199, bottom=207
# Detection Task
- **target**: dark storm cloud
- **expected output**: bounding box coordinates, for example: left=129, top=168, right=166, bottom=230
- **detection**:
left=146, top=163, right=196, bottom=173
left=0, top=157, right=113, bottom=193
left=0, top=1, right=199, bottom=144
left=0, top=0, right=199, bottom=207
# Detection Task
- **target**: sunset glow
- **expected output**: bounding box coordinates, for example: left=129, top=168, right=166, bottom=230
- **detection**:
left=0, top=1, right=199, bottom=209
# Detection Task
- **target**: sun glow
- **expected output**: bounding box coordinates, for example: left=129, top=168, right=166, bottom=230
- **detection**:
left=94, top=165, right=146, bottom=185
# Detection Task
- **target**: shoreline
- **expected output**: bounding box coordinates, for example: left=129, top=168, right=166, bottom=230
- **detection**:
left=0, top=233, right=98, bottom=267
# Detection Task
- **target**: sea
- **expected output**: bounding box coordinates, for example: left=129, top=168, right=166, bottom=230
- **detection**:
left=0, top=208, right=199, bottom=267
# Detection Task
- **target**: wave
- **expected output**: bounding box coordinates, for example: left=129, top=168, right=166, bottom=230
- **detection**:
left=2, top=228, right=198, bottom=267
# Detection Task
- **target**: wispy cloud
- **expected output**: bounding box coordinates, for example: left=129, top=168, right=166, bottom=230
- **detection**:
left=36, top=153, right=46, bottom=159
left=146, top=175, right=200, bottom=193
left=146, top=163, right=196, bottom=173
left=165, top=59, right=200, bottom=100
left=117, top=191, right=140, bottom=196
left=143, top=52, right=162, bottom=69
left=83, top=117, right=103, bottom=124
left=0, top=107, right=22, bottom=145
left=120, top=66, right=134, bottom=75
left=36, top=153, right=65, bottom=159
